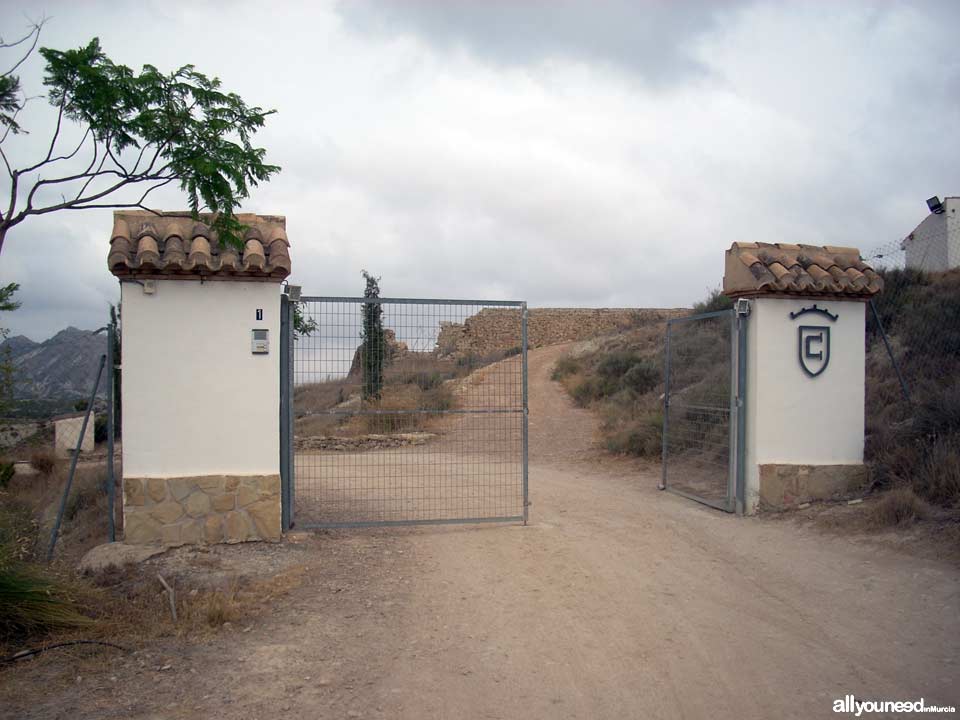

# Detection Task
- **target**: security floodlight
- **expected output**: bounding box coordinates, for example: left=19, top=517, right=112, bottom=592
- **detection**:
left=927, top=196, right=945, bottom=214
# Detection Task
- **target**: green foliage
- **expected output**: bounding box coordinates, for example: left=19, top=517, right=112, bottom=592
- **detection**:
left=0, top=74, right=22, bottom=134
left=570, top=351, right=660, bottom=406
left=399, top=370, right=444, bottom=392
left=551, top=356, right=581, bottom=381
left=692, top=288, right=733, bottom=315
left=604, top=413, right=663, bottom=457
left=0, top=28, right=279, bottom=252
left=360, top=271, right=385, bottom=401
left=293, top=303, right=318, bottom=340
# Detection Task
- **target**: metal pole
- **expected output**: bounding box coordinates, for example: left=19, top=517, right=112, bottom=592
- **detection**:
left=279, top=294, right=293, bottom=531
left=726, top=310, right=738, bottom=512
left=521, top=303, right=529, bottom=525
left=659, top=323, right=672, bottom=490
left=47, top=354, right=106, bottom=562
left=735, top=303, right=749, bottom=515
left=869, top=299, right=911, bottom=403
left=106, top=322, right=116, bottom=542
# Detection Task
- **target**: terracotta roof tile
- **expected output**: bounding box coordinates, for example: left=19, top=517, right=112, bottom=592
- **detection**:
left=723, top=242, right=883, bottom=299
left=107, top=210, right=290, bottom=281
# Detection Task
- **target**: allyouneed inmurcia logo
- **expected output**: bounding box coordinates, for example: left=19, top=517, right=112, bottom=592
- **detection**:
left=833, top=696, right=957, bottom=716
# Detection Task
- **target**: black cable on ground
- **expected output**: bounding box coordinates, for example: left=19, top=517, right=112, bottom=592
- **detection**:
left=1, top=639, right=130, bottom=665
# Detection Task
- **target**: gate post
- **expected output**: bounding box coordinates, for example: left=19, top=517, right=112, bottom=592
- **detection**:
left=521, top=302, right=529, bottom=525
left=723, top=243, right=884, bottom=513
left=280, top=292, right=294, bottom=531
left=107, top=210, right=292, bottom=545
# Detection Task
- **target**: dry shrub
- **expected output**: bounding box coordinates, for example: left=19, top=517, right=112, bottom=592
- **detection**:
left=604, top=413, right=662, bottom=457
left=0, top=561, right=93, bottom=640
left=552, top=319, right=672, bottom=457
left=201, top=586, right=242, bottom=628
left=868, top=488, right=931, bottom=528
left=29, top=449, right=57, bottom=476
left=914, top=437, right=960, bottom=508
left=294, top=380, right=352, bottom=415
left=360, top=383, right=455, bottom=433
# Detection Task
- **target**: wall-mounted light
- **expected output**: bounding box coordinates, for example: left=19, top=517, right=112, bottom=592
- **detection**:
left=927, top=196, right=945, bottom=214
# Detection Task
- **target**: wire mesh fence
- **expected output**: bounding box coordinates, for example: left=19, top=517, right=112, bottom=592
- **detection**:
left=0, top=322, right=120, bottom=557
left=290, top=297, right=527, bottom=528
left=661, top=309, right=737, bottom=512
left=862, top=223, right=960, bottom=404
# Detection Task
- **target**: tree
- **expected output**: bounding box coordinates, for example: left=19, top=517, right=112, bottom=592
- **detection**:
left=360, top=270, right=384, bottom=401
left=0, top=22, right=279, bottom=255
left=292, top=303, right=317, bottom=340
left=0, top=282, right=20, bottom=413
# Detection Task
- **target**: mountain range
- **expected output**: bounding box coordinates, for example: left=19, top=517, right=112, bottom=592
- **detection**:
left=2, top=327, right=108, bottom=417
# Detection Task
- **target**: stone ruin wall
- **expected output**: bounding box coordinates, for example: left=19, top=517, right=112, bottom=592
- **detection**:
left=437, top=307, right=687, bottom=357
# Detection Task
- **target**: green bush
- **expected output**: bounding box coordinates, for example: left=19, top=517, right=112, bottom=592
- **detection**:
left=551, top=356, right=581, bottom=381
left=396, top=370, right=445, bottom=391
left=421, top=385, right=455, bottom=412
left=622, top=361, right=660, bottom=395
left=604, top=413, right=663, bottom=457
left=571, top=377, right=603, bottom=407
left=692, top=288, right=733, bottom=315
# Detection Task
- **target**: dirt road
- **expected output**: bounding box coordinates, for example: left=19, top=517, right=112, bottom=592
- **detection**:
left=4, top=344, right=958, bottom=719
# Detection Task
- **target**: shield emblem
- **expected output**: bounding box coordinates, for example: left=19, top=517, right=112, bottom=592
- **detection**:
left=798, top=325, right=830, bottom=377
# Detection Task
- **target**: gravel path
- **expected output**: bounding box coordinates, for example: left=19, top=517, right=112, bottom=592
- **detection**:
left=3, top=344, right=957, bottom=719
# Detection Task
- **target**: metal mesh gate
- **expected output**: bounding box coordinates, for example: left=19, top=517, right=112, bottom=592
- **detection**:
left=661, top=307, right=746, bottom=513
left=281, top=296, right=528, bottom=528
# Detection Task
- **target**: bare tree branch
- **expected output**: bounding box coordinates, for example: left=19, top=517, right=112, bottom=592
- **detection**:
left=0, top=19, right=45, bottom=78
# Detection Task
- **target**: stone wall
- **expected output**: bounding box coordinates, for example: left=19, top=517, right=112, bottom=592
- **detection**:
left=123, top=474, right=281, bottom=546
left=437, top=307, right=686, bottom=358
left=758, top=464, right=867, bottom=509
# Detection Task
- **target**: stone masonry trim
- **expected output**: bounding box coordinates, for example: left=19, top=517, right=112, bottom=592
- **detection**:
left=123, top=474, right=281, bottom=546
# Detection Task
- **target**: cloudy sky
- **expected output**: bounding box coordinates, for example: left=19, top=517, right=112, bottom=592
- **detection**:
left=0, top=0, right=957, bottom=340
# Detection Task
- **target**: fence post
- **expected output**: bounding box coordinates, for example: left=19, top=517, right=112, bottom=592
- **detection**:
left=280, top=293, right=293, bottom=531
left=521, top=302, right=529, bottom=525
left=869, top=299, right=911, bottom=403
left=659, top=322, right=672, bottom=491
left=106, top=322, right=116, bottom=542
left=734, top=299, right=750, bottom=516
left=47, top=354, right=106, bottom=562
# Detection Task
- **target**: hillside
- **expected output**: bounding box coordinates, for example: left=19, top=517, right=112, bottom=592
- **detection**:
left=553, top=273, right=960, bottom=521
left=1, top=326, right=107, bottom=417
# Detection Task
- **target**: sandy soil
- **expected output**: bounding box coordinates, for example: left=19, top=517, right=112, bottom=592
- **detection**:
left=2, top=344, right=958, bottom=719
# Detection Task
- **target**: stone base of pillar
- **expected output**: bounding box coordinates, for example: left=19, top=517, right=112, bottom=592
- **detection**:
left=759, top=463, right=867, bottom=510
left=122, top=474, right=281, bottom=545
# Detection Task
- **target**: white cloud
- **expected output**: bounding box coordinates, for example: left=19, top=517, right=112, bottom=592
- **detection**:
left=0, top=0, right=957, bottom=339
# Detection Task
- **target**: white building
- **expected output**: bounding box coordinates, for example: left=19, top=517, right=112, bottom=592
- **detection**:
left=901, top=196, right=960, bottom=272
left=107, top=210, right=291, bottom=545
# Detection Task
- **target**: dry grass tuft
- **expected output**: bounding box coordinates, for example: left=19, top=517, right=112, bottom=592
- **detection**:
left=867, top=487, right=932, bottom=528
left=28, top=449, right=57, bottom=476
left=200, top=585, right=242, bottom=628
